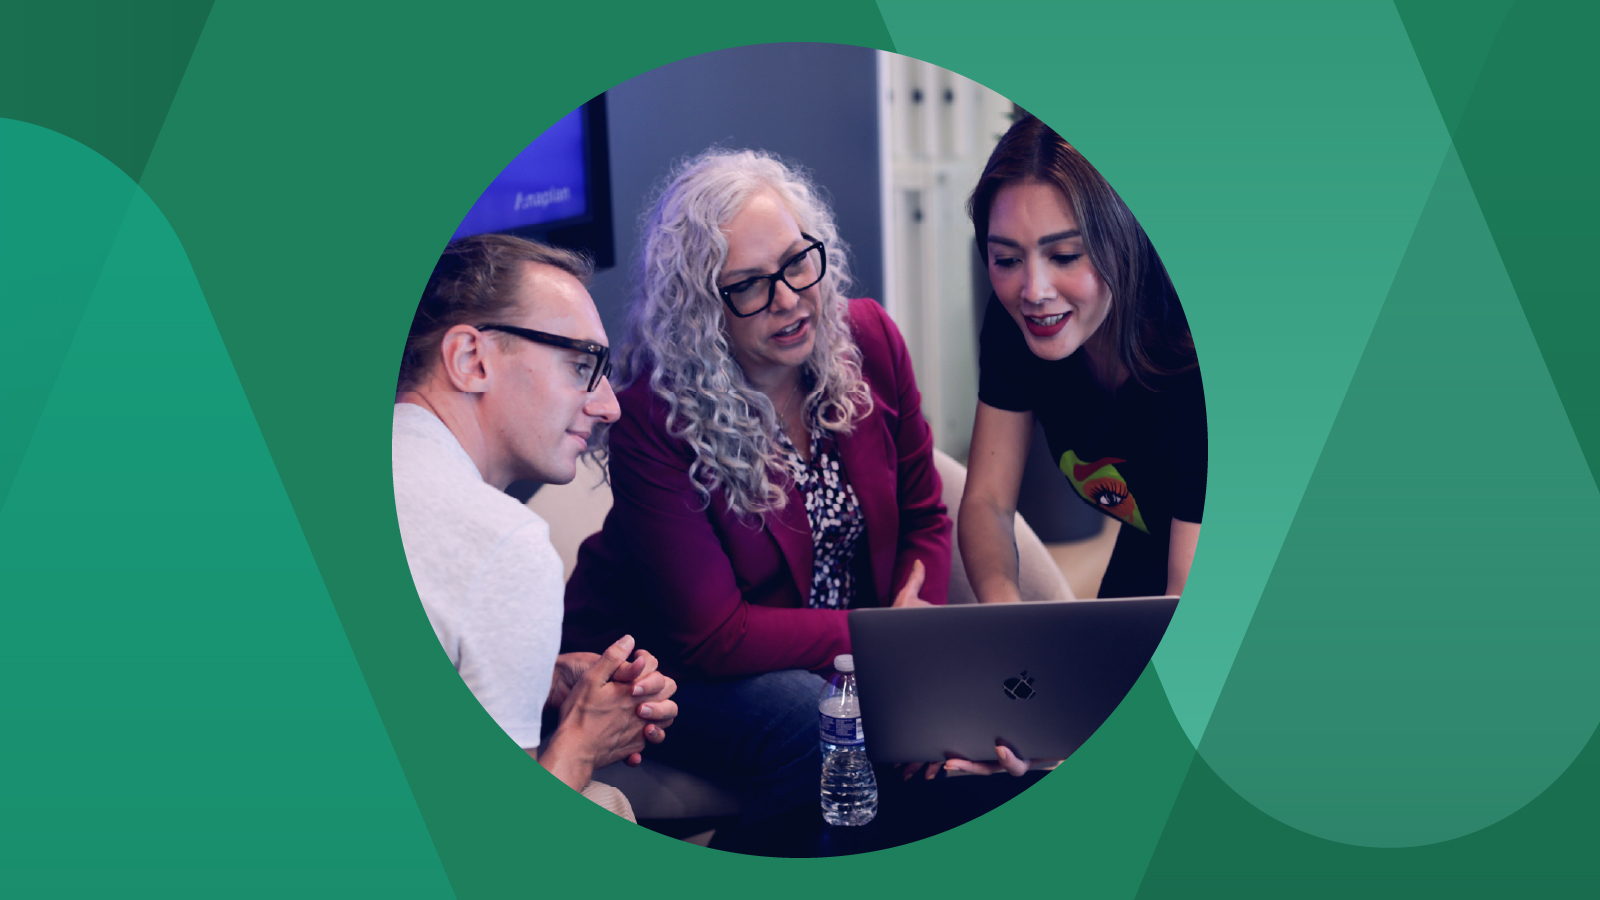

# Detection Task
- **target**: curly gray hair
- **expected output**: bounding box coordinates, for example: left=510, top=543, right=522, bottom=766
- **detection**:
left=609, top=148, right=874, bottom=516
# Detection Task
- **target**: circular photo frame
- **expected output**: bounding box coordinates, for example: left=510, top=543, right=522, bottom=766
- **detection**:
left=393, top=43, right=1204, bottom=857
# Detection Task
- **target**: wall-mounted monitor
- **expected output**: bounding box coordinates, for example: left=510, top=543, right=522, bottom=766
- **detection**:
left=452, top=94, right=614, bottom=269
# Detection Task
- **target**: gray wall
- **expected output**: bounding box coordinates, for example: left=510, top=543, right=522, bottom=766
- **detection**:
left=587, top=43, right=881, bottom=339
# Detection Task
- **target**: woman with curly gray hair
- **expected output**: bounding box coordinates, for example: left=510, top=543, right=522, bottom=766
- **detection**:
left=563, top=148, right=951, bottom=829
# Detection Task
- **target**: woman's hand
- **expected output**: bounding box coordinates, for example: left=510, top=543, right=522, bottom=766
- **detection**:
left=891, top=559, right=932, bottom=608
left=943, top=744, right=1061, bottom=777
left=899, top=743, right=1060, bottom=781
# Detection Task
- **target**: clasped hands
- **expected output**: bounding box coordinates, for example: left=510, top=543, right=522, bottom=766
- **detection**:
left=549, top=634, right=678, bottom=769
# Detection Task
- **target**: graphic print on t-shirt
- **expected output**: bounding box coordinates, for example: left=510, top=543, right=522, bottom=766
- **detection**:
left=1060, top=450, right=1148, bottom=534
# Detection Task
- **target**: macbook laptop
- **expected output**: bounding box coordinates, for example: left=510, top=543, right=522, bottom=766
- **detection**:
left=847, top=597, right=1178, bottom=764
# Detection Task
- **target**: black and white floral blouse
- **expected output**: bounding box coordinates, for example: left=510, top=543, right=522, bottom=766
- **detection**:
left=776, top=427, right=867, bottom=610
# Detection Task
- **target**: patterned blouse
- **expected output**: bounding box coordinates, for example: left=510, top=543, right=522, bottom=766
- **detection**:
left=776, top=426, right=867, bottom=610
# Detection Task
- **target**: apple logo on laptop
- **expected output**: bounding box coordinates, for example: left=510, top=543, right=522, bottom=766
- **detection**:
left=1003, top=670, right=1036, bottom=700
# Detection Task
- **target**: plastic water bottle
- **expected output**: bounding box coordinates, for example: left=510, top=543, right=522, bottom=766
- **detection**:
left=819, top=654, right=878, bottom=826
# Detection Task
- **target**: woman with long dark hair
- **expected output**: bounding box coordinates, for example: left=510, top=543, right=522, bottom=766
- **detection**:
left=959, top=112, right=1205, bottom=614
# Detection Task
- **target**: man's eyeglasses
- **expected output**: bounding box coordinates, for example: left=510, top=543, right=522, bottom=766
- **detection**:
left=717, top=234, right=827, bottom=318
left=477, top=324, right=613, bottom=392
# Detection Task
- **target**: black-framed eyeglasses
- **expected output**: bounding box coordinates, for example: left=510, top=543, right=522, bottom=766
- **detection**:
left=476, top=324, right=613, bottom=392
left=717, top=233, right=827, bottom=318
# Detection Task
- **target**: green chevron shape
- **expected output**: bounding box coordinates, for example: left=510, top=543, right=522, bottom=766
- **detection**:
left=1193, top=143, right=1600, bottom=848
left=1136, top=3, right=1600, bottom=892
left=0, top=120, right=450, bottom=896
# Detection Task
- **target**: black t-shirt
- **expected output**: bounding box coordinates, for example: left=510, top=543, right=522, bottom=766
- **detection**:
left=977, top=296, right=1206, bottom=598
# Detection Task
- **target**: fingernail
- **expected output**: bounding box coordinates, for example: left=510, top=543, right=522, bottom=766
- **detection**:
left=639, top=705, right=653, bottom=717
left=632, top=683, right=645, bottom=696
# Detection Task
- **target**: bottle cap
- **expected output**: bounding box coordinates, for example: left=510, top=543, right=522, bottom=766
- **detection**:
left=833, top=654, right=854, bottom=673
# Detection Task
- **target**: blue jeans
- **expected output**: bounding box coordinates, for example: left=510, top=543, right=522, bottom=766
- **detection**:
left=646, top=669, right=825, bottom=824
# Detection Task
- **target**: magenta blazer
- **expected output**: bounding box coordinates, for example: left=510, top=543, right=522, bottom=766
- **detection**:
left=562, top=298, right=951, bottom=679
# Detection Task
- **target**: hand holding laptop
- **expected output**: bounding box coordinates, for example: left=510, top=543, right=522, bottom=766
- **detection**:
left=943, top=744, right=1061, bottom=777
left=900, top=744, right=1058, bottom=780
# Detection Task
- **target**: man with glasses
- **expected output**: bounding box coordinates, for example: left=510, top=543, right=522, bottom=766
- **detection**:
left=393, top=233, right=675, bottom=819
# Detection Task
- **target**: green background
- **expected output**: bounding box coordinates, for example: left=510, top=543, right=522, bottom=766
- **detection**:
left=2, top=0, right=1595, bottom=895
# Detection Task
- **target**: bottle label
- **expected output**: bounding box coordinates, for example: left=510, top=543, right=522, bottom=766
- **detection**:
left=820, top=712, right=864, bottom=746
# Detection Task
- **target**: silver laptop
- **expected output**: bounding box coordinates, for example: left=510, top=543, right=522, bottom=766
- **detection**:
left=847, top=597, right=1178, bottom=764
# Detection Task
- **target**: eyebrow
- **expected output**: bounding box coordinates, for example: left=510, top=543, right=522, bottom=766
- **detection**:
left=721, top=239, right=810, bottom=281
left=987, top=229, right=1083, bottom=248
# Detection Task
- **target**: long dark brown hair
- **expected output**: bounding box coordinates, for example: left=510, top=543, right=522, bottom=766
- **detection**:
left=969, top=112, right=1196, bottom=387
